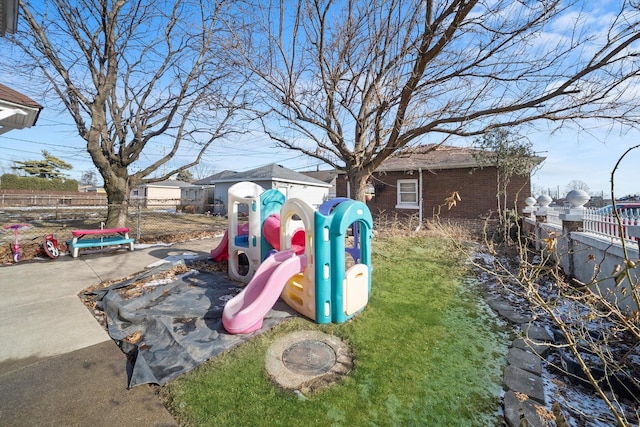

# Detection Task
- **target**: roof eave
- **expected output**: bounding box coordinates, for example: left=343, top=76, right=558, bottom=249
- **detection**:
left=353, top=155, right=546, bottom=173
left=204, top=177, right=331, bottom=187
left=371, top=161, right=480, bottom=172
left=271, top=177, right=332, bottom=188
left=0, top=103, right=42, bottom=131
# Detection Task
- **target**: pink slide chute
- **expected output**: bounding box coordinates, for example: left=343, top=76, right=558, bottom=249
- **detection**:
left=262, top=214, right=306, bottom=255
left=261, top=214, right=282, bottom=250
left=222, top=249, right=307, bottom=334
left=210, top=230, right=230, bottom=262
left=211, top=223, right=250, bottom=262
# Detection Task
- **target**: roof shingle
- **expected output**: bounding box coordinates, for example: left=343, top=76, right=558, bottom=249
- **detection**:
left=194, top=163, right=330, bottom=187
left=376, top=144, right=544, bottom=171
left=0, top=83, right=43, bottom=109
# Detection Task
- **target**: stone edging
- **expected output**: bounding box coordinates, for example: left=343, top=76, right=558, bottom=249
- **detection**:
left=486, top=297, right=557, bottom=427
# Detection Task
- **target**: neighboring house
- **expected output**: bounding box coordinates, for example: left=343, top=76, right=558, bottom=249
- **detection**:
left=180, top=185, right=218, bottom=214
left=336, top=145, right=544, bottom=220
left=130, top=179, right=193, bottom=208
left=1, top=0, right=18, bottom=36
left=300, top=169, right=338, bottom=199
left=1, top=2, right=42, bottom=135
left=0, top=83, right=43, bottom=135
left=78, top=185, right=106, bottom=194
left=194, top=163, right=331, bottom=214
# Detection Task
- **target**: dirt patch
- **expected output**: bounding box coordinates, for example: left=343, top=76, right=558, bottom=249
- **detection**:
left=136, top=231, right=220, bottom=245
left=0, top=240, right=69, bottom=264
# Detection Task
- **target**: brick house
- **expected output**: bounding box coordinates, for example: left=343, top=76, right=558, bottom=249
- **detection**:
left=336, top=145, right=544, bottom=220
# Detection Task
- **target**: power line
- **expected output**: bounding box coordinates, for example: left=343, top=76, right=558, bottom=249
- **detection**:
left=1, top=134, right=84, bottom=148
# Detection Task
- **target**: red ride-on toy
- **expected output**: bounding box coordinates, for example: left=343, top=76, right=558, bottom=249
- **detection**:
left=32, top=232, right=61, bottom=260
left=42, top=233, right=60, bottom=259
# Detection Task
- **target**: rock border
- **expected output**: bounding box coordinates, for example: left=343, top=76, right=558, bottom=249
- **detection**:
left=486, top=296, right=558, bottom=426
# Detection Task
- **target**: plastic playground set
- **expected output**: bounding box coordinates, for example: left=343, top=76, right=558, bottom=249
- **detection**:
left=212, top=181, right=373, bottom=335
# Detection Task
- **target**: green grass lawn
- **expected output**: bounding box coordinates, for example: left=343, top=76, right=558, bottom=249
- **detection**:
left=161, top=236, right=509, bottom=426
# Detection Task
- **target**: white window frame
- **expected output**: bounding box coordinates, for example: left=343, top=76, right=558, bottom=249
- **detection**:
left=396, top=179, right=419, bottom=209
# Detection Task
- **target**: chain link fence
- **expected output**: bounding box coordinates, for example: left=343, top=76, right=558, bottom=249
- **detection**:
left=126, top=203, right=227, bottom=242
left=1, top=201, right=228, bottom=258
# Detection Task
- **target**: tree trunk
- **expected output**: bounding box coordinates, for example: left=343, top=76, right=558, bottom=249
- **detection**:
left=103, top=168, right=131, bottom=228
left=348, top=171, right=370, bottom=202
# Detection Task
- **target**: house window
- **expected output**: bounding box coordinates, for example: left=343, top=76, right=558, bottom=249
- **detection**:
left=396, top=179, right=418, bottom=209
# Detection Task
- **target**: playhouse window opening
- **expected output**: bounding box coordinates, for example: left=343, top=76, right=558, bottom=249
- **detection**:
left=236, top=202, right=250, bottom=219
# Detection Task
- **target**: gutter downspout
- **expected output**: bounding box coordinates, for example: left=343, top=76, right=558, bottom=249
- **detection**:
left=415, top=167, right=423, bottom=232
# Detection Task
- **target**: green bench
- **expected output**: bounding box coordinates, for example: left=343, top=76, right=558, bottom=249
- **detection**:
left=68, top=227, right=135, bottom=258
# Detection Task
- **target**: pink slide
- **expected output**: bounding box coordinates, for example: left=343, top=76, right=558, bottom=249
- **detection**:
left=210, top=230, right=230, bottom=261
left=211, top=223, right=250, bottom=262
left=222, top=249, right=307, bottom=334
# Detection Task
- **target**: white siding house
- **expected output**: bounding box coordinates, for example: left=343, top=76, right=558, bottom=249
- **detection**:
left=300, top=169, right=337, bottom=199
left=193, top=163, right=331, bottom=214
left=180, top=185, right=218, bottom=214
left=130, top=179, right=193, bottom=208
left=0, top=83, right=43, bottom=135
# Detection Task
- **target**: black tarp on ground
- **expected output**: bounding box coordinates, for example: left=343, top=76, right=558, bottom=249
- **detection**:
left=90, top=262, right=295, bottom=388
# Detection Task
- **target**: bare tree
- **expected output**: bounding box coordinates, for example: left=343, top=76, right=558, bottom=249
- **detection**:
left=229, top=0, right=640, bottom=201
left=565, top=179, right=591, bottom=195
left=473, top=129, right=540, bottom=240
left=8, top=0, right=245, bottom=226
left=188, top=162, right=218, bottom=180
left=79, top=169, right=98, bottom=187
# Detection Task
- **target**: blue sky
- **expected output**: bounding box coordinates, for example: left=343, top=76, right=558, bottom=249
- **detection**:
left=527, top=124, right=640, bottom=199
left=2, top=0, right=639, bottom=200
left=0, top=106, right=322, bottom=182
left=2, top=105, right=639, bottom=199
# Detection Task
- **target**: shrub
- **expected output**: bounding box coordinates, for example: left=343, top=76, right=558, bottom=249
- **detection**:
left=0, top=174, right=78, bottom=191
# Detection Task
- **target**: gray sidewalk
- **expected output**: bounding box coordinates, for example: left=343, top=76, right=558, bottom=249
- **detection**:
left=0, top=238, right=219, bottom=426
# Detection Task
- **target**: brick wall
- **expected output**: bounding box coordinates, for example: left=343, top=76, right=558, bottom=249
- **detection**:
left=337, top=167, right=531, bottom=219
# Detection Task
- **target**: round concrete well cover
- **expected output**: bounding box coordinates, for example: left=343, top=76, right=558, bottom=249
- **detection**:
left=265, top=331, right=352, bottom=393
left=282, top=339, right=336, bottom=375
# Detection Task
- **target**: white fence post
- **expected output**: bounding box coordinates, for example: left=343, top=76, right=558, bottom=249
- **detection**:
left=629, top=226, right=640, bottom=253
left=526, top=194, right=639, bottom=312
left=534, top=195, right=552, bottom=250
left=558, top=190, right=590, bottom=277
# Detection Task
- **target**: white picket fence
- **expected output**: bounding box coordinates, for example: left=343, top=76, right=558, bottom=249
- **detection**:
left=546, top=206, right=640, bottom=244
left=583, top=207, right=640, bottom=243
